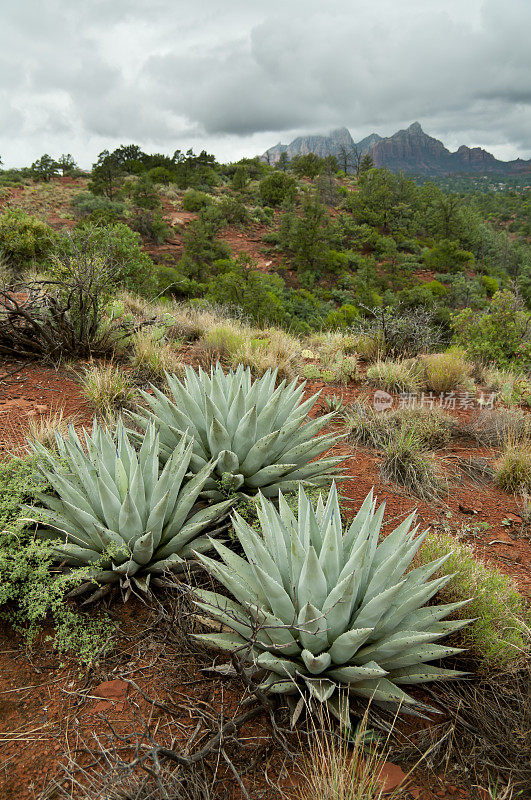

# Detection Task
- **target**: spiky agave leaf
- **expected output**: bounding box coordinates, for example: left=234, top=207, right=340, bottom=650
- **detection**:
left=127, top=363, right=344, bottom=499
left=25, top=420, right=233, bottom=590
left=193, top=484, right=471, bottom=721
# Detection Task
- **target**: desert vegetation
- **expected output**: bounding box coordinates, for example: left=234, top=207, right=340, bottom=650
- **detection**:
left=0, top=147, right=529, bottom=800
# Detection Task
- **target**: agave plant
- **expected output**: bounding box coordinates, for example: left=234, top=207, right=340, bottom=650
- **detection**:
left=128, top=363, right=343, bottom=499
left=25, top=420, right=233, bottom=591
left=193, top=484, right=470, bottom=721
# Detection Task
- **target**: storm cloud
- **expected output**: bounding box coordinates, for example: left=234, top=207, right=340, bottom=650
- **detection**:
left=0, top=0, right=530, bottom=167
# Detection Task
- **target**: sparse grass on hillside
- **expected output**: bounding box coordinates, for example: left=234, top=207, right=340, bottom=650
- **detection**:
left=495, top=436, right=531, bottom=494
left=130, top=329, right=184, bottom=383
left=379, top=426, right=444, bottom=500
left=366, top=359, right=421, bottom=394
left=420, top=348, right=474, bottom=393
left=468, top=408, right=531, bottom=447
left=347, top=401, right=456, bottom=451
left=79, top=362, right=137, bottom=413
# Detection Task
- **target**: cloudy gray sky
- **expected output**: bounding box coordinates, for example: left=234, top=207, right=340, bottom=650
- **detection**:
left=1, top=0, right=530, bottom=168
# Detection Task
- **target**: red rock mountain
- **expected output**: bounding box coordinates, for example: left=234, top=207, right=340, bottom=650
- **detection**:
left=262, top=122, right=531, bottom=175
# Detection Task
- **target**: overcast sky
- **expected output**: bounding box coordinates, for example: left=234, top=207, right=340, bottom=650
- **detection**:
left=1, top=0, right=530, bottom=168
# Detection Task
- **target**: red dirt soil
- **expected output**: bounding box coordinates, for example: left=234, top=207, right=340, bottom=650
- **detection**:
left=0, top=180, right=528, bottom=798
left=0, top=360, right=527, bottom=800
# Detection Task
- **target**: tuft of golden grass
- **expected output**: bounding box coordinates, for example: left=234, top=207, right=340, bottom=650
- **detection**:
left=366, top=359, right=421, bottom=394
left=296, top=710, right=400, bottom=800
left=78, top=362, right=137, bottom=413
left=197, top=322, right=300, bottom=380
left=420, top=349, right=474, bottom=393
left=130, top=330, right=184, bottom=383
left=495, top=435, right=531, bottom=494
left=26, top=408, right=77, bottom=450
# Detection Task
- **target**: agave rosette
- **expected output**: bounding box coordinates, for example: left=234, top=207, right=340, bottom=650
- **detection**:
left=193, top=484, right=470, bottom=720
left=128, top=363, right=344, bottom=499
left=25, top=420, right=233, bottom=590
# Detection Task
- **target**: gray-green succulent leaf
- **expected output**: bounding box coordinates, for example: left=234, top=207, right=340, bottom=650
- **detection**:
left=193, top=483, right=470, bottom=717
left=27, top=419, right=233, bottom=589
left=128, top=363, right=344, bottom=498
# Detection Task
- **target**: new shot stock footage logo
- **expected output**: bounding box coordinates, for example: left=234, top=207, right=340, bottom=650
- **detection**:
left=372, top=390, right=496, bottom=411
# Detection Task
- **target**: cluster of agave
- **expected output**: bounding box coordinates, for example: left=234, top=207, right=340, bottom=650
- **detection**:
left=128, top=363, right=343, bottom=499
left=23, top=361, right=469, bottom=716
left=26, top=420, right=233, bottom=590
left=193, top=484, right=470, bottom=719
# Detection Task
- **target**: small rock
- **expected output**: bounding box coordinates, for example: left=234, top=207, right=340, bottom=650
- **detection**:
left=458, top=503, right=479, bottom=515
left=375, top=762, right=407, bottom=793
left=35, top=404, right=48, bottom=414
left=93, top=679, right=128, bottom=700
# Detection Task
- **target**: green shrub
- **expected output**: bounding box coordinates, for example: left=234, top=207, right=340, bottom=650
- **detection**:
left=482, top=275, right=499, bottom=297
left=132, top=176, right=162, bottom=210
left=259, top=172, right=297, bottom=207
left=63, top=223, right=155, bottom=294
left=452, top=290, right=531, bottom=372
left=71, top=192, right=125, bottom=220
left=216, top=196, right=249, bottom=225
left=128, top=208, right=171, bottom=244
left=0, top=210, right=55, bottom=268
left=182, top=189, right=212, bottom=211
left=416, top=532, right=530, bottom=669
left=0, top=457, right=112, bottom=662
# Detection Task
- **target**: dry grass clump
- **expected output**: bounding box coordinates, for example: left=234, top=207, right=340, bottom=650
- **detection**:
left=379, top=426, right=444, bottom=500
left=198, top=322, right=299, bottom=379
left=347, top=401, right=455, bottom=451
left=366, top=359, right=421, bottom=394
left=79, top=362, right=137, bottom=413
left=167, top=304, right=222, bottom=342
left=390, top=406, right=456, bottom=448
left=296, top=712, right=396, bottom=800
left=419, top=348, right=474, bottom=393
left=118, top=290, right=153, bottom=318
left=495, top=436, right=531, bottom=494
left=200, top=320, right=248, bottom=361
left=346, top=400, right=393, bottom=447
left=468, top=408, right=531, bottom=447
left=350, top=332, right=382, bottom=362
left=26, top=408, right=76, bottom=450
left=480, top=366, right=531, bottom=407
left=239, top=327, right=299, bottom=380
left=130, top=330, right=185, bottom=384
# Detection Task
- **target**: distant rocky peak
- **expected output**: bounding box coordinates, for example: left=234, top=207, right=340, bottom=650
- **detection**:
left=262, top=123, right=530, bottom=175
